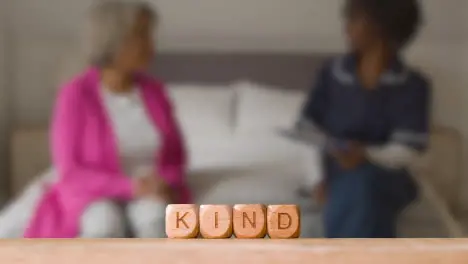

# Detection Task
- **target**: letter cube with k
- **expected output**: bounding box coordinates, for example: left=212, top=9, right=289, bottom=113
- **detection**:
left=165, top=204, right=199, bottom=238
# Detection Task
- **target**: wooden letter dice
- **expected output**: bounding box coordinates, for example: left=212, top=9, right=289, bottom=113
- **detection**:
left=166, top=204, right=300, bottom=239
left=232, top=204, right=267, bottom=238
left=199, top=205, right=233, bottom=238
left=267, top=205, right=300, bottom=238
left=165, top=204, right=199, bottom=238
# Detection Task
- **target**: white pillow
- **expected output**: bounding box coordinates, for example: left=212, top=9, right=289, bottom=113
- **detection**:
left=166, top=84, right=236, bottom=139
left=234, top=81, right=306, bottom=135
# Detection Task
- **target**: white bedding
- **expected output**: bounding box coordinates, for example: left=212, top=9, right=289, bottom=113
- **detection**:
left=0, top=169, right=54, bottom=238
left=0, top=135, right=462, bottom=238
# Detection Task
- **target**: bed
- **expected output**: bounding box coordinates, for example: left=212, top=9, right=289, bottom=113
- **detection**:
left=2, top=52, right=464, bottom=238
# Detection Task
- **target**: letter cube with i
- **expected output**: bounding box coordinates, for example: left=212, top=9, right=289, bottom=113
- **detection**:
left=199, top=205, right=233, bottom=238
left=165, top=204, right=199, bottom=238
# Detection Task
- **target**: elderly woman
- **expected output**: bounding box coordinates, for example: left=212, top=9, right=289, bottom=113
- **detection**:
left=21, top=0, right=190, bottom=238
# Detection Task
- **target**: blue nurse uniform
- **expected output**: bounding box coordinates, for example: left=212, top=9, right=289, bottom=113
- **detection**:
left=301, top=54, right=431, bottom=238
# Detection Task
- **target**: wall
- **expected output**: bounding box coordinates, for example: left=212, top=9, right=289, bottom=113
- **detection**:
left=406, top=0, right=468, bottom=212
left=10, top=0, right=347, bottom=125
left=3, top=0, right=468, bottom=210
left=8, top=0, right=467, bottom=123
left=457, top=34, right=468, bottom=212
left=0, top=0, right=11, bottom=202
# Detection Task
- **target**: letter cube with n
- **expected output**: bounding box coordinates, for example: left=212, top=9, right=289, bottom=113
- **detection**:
left=166, top=204, right=199, bottom=238
left=233, top=204, right=267, bottom=238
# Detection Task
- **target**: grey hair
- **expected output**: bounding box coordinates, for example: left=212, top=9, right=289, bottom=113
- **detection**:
left=84, top=0, right=157, bottom=67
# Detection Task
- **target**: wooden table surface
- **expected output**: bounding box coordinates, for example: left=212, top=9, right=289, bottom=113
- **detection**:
left=1, top=239, right=467, bottom=264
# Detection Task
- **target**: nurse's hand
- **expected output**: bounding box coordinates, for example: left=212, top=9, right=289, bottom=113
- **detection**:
left=332, top=142, right=367, bottom=169
left=313, top=181, right=327, bottom=205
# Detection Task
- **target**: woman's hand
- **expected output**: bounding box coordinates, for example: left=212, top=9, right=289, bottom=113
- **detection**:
left=331, top=141, right=367, bottom=170
left=133, top=175, right=157, bottom=197
left=152, top=176, right=176, bottom=203
left=133, top=174, right=175, bottom=202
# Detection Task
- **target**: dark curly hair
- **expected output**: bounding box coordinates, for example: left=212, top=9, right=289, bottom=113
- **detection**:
left=344, top=0, right=422, bottom=49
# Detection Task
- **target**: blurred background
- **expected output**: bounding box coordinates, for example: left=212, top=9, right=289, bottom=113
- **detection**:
left=0, top=0, right=467, bottom=237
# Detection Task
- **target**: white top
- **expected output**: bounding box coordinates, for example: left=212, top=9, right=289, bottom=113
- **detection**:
left=101, top=86, right=160, bottom=178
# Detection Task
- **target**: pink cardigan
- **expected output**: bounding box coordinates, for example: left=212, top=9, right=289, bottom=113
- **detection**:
left=24, top=67, right=190, bottom=238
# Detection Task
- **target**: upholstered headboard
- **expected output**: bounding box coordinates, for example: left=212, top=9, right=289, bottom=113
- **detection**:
left=57, top=52, right=332, bottom=91
left=10, top=52, right=463, bottom=214
left=150, top=53, right=331, bottom=90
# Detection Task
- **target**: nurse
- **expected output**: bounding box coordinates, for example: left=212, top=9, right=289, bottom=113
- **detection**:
left=299, top=0, right=431, bottom=238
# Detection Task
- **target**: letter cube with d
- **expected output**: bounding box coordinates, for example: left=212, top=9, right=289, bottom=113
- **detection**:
left=166, top=204, right=300, bottom=239
left=267, top=205, right=300, bottom=238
